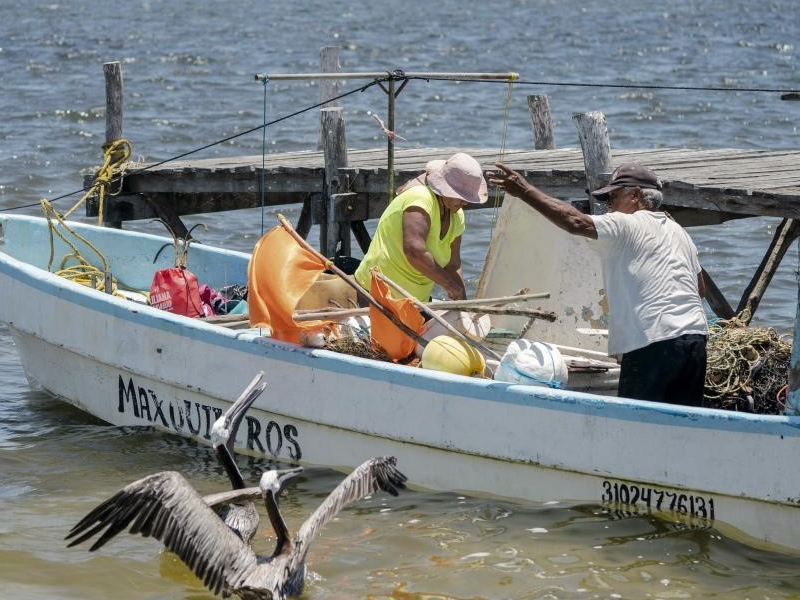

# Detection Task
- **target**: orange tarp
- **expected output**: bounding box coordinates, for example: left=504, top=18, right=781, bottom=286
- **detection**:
left=369, top=269, right=425, bottom=360
left=248, top=226, right=332, bottom=344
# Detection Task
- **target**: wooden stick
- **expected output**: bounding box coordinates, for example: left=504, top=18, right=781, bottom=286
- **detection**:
left=736, top=218, right=800, bottom=325
left=455, top=306, right=557, bottom=320
left=293, top=304, right=557, bottom=322
left=294, top=290, right=549, bottom=315
left=276, top=215, right=428, bottom=349
left=701, top=267, right=735, bottom=320
left=202, top=291, right=557, bottom=326
left=372, top=269, right=503, bottom=362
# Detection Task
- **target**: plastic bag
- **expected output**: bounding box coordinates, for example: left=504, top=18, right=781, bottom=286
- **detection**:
left=494, top=340, right=568, bottom=389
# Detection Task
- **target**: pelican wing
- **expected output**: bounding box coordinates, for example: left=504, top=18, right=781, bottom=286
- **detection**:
left=291, top=457, right=406, bottom=566
left=66, top=471, right=260, bottom=597
left=202, top=486, right=262, bottom=508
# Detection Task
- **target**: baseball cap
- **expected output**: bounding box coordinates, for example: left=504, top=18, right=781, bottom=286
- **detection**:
left=591, top=164, right=662, bottom=201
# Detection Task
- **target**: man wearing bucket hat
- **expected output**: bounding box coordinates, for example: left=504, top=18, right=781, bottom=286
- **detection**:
left=490, top=162, right=708, bottom=407
left=354, top=152, right=488, bottom=302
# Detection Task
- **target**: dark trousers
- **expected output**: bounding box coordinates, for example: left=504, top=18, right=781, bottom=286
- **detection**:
left=617, top=334, right=707, bottom=406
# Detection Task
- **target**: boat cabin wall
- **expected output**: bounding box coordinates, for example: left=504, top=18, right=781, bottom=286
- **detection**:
left=477, top=196, right=609, bottom=353
left=0, top=216, right=250, bottom=291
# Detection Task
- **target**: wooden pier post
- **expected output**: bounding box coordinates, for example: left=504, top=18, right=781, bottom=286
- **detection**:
left=736, top=218, right=800, bottom=323
left=320, top=107, right=349, bottom=257
left=103, top=61, right=123, bottom=228
left=527, top=95, right=555, bottom=150
left=316, top=46, right=341, bottom=150
left=298, top=46, right=342, bottom=239
left=573, top=111, right=612, bottom=215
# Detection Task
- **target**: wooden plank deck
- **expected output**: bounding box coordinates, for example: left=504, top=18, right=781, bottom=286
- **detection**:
left=87, top=147, right=800, bottom=226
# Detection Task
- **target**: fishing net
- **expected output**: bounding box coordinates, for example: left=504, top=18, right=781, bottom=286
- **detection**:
left=323, top=325, right=393, bottom=362
left=703, top=317, right=791, bottom=414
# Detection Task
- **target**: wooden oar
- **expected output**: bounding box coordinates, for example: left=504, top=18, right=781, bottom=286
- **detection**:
left=372, top=269, right=503, bottom=362
left=276, top=214, right=428, bottom=349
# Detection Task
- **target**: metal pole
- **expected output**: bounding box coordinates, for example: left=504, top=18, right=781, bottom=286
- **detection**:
left=387, top=78, right=395, bottom=204
left=255, top=69, right=518, bottom=215
left=788, top=240, right=800, bottom=414
left=255, top=71, right=519, bottom=82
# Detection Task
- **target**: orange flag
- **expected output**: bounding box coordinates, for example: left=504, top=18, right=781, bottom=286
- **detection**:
left=369, top=270, right=425, bottom=360
left=248, top=226, right=332, bottom=344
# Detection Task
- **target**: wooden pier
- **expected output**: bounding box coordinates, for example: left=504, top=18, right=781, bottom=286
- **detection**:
left=87, top=145, right=800, bottom=230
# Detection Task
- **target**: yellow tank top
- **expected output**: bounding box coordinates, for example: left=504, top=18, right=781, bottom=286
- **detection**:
left=354, top=185, right=465, bottom=301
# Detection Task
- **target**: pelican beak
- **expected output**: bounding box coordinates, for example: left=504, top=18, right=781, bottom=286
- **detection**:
left=276, top=466, right=303, bottom=490
left=228, top=373, right=267, bottom=425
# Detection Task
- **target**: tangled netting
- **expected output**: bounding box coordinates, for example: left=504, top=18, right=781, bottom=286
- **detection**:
left=324, top=325, right=393, bottom=362
left=704, top=318, right=792, bottom=414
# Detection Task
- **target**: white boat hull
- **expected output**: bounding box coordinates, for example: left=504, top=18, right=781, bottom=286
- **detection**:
left=2, top=215, right=800, bottom=554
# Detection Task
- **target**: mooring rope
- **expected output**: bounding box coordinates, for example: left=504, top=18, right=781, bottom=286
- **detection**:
left=33, top=139, right=137, bottom=294
left=40, top=198, right=120, bottom=295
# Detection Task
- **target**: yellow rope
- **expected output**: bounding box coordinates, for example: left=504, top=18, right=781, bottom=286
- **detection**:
left=62, top=138, right=132, bottom=224
left=38, top=139, right=133, bottom=295
left=40, top=198, right=121, bottom=294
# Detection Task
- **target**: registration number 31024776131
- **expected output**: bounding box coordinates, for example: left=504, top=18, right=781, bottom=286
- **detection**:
left=601, top=480, right=716, bottom=521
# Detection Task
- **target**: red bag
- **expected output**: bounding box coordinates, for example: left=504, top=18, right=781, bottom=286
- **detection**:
left=149, top=266, right=203, bottom=317
left=148, top=222, right=207, bottom=318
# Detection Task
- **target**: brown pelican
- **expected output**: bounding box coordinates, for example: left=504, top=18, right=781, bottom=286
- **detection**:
left=206, top=371, right=267, bottom=542
left=66, top=457, right=406, bottom=600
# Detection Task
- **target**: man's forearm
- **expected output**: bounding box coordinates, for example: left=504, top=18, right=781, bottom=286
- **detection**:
left=514, top=184, right=597, bottom=238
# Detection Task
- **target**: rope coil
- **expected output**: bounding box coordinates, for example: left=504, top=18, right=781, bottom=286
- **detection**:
left=704, top=316, right=791, bottom=413
left=40, top=198, right=119, bottom=295
left=38, top=139, right=134, bottom=295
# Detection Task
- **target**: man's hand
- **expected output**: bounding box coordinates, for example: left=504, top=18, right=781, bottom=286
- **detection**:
left=489, top=163, right=532, bottom=199
left=489, top=162, right=599, bottom=239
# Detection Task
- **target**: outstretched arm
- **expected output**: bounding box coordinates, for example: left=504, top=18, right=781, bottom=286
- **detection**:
left=489, top=163, right=598, bottom=239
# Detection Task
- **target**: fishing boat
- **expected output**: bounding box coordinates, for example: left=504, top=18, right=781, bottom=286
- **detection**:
left=1, top=210, right=799, bottom=556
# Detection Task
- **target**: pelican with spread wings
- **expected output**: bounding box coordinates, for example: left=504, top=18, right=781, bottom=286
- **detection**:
left=66, top=457, right=407, bottom=599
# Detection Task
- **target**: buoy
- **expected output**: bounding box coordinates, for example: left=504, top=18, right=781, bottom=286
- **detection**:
left=420, top=335, right=485, bottom=376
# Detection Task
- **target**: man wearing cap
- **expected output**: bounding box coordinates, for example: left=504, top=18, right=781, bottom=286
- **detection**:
left=354, top=152, right=488, bottom=302
left=490, top=163, right=708, bottom=406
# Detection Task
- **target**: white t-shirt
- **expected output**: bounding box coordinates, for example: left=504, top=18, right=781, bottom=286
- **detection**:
left=588, top=211, right=708, bottom=355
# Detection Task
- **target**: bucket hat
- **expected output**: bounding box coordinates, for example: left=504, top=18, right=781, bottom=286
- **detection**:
left=591, top=164, right=662, bottom=201
left=426, top=153, right=488, bottom=204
